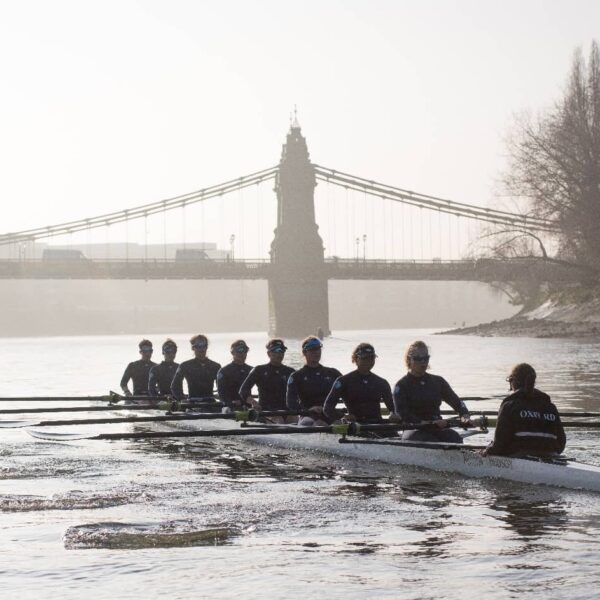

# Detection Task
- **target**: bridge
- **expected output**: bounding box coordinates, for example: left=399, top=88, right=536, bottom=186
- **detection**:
left=0, top=257, right=576, bottom=283
left=0, top=119, right=567, bottom=337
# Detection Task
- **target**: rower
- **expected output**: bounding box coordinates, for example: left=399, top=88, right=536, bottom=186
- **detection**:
left=392, top=340, right=470, bottom=443
left=148, top=339, right=179, bottom=398
left=238, top=339, right=295, bottom=418
left=216, top=340, right=253, bottom=409
left=120, top=339, right=156, bottom=397
left=323, top=343, right=393, bottom=424
left=287, top=336, right=341, bottom=426
left=170, top=334, right=221, bottom=404
left=481, top=363, right=566, bottom=457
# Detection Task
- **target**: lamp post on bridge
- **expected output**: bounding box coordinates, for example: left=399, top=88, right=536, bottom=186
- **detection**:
left=229, top=234, right=235, bottom=261
left=355, top=237, right=360, bottom=261
left=362, top=234, right=367, bottom=262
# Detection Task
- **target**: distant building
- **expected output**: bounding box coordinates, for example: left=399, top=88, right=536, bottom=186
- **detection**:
left=42, top=248, right=88, bottom=261
left=0, top=241, right=229, bottom=260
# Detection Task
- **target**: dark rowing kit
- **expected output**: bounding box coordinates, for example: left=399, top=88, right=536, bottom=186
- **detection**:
left=239, top=363, right=295, bottom=411
left=171, top=357, right=221, bottom=401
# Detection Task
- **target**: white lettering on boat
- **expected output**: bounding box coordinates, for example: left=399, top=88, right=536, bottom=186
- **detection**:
left=462, top=451, right=512, bottom=470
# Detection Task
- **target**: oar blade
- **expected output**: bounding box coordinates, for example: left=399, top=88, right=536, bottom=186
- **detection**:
left=0, top=419, right=39, bottom=429
left=26, top=429, right=96, bottom=441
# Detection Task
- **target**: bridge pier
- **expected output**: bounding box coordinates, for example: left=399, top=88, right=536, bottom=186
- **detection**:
left=268, top=273, right=330, bottom=339
left=268, top=120, right=331, bottom=338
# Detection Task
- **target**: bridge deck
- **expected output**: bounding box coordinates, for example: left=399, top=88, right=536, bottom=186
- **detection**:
left=0, top=258, right=581, bottom=282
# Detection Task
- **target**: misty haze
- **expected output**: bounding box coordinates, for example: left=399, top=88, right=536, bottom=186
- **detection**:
left=2, top=2, right=600, bottom=599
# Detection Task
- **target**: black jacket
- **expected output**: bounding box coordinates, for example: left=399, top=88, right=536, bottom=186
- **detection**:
left=286, top=365, right=342, bottom=411
left=323, top=370, right=393, bottom=423
left=393, top=372, right=468, bottom=423
left=148, top=361, right=179, bottom=397
left=217, top=362, right=253, bottom=407
left=120, top=359, right=156, bottom=396
left=171, top=357, right=221, bottom=400
left=239, top=363, right=295, bottom=411
left=486, top=388, right=566, bottom=457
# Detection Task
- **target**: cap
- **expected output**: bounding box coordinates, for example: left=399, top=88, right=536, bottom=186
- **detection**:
left=162, top=341, right=177, bottom=353
left=266, top=339, right=287, bottom=353
left=353, top=343, right=377, bottom=359
left=302, top=337, right=323, bottom=351
left=231, top=340, right=250, bottom=353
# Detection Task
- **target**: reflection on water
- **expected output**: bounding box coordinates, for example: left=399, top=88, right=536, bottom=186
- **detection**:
left=404, top=532, right=456, bottom=560
left=490, top=492, right=569, bottom=541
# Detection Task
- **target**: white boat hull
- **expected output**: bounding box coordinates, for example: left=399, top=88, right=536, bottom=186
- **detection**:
left=161, top=415, right=600, bottom=493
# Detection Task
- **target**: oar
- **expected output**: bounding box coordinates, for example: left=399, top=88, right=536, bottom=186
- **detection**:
left=0, top=401, right=222, bottom=415
left=0, top=390, right=258, bottom=402
left=0, top=391, right=153, bottom=403
left=26, top=422, right=402, bottom=442
left=0, top=409, right=298, bottom=429
left=482, top=418, right=600, bottom=429
left=25, top=417, right=481, bottom=442
left=338, top=437, right=488, bottom=451
left=0, top=395, right=119, bottom=403
left=442, top=410, right=600, bottom=418
left=460, top=396, right=504, bottom=401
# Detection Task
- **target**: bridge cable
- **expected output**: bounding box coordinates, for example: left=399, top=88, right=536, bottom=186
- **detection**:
left=256, top=183, right=262, bottom=259
left=0, top=166, right=278, bottom=246
left=162, top=205, right=167, bottom=261
left=314, top=166, right=557, bottom=232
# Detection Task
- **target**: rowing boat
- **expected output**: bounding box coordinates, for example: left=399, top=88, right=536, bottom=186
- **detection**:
left=150, top=413, right=600, bottom=493
left=23, top=400, right=600, bottom=493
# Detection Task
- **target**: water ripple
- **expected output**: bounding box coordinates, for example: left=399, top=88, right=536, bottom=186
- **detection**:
left=0, top=489, right=147, bottom=512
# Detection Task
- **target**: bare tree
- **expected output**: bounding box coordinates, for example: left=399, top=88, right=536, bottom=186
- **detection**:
left=499, top=41, right=600, bottom=270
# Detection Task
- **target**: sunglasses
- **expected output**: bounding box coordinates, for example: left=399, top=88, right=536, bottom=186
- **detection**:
left=233, top=347, right=249, bottom=353
left=303, top=343, right=322, bottom=351
left=269, top=347, right=286, bottom=353
left=410, top=354, right=430, bottom=362
left=192, top=344, right=207, bottom=350
left=140, top=347, right=153, bottom=353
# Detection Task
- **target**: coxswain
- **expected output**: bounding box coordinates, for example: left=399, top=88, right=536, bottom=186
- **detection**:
left=238, top=339, right=295, bottom=417
left=287, top=336, right=341, bottom=425
left=120, top=339, right=156, bottom=397
left=323, top=343, right=393, bottom=424
left=171, top=334, right=221, bottom=402
left=148, top=339, right=179, bottom=398
left=481, top=363, right=566, bottom=457
left=216, top=340, right=253, bottom=409
left=392, top=340, right=470, bottom=443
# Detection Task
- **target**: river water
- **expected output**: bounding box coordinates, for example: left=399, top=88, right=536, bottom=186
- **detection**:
left=1, top=330, right=599, bottom=599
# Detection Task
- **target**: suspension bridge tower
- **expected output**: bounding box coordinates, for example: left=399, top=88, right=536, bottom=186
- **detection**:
left=268, top=119, right=330, bottom=338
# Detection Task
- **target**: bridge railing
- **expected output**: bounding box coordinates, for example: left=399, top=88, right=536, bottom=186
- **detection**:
left=0, top=257, right=273, bottom=279
left=0, top=255, right=583, bottom=282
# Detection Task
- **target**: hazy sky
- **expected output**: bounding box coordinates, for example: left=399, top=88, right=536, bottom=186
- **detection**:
left=1, top=0, right=598, bottom=257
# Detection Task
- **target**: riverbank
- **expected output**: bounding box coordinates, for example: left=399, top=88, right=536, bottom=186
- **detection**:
left=441, top=287, right=600, bottom=338
left=440, top=316, right=600, bottom=338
